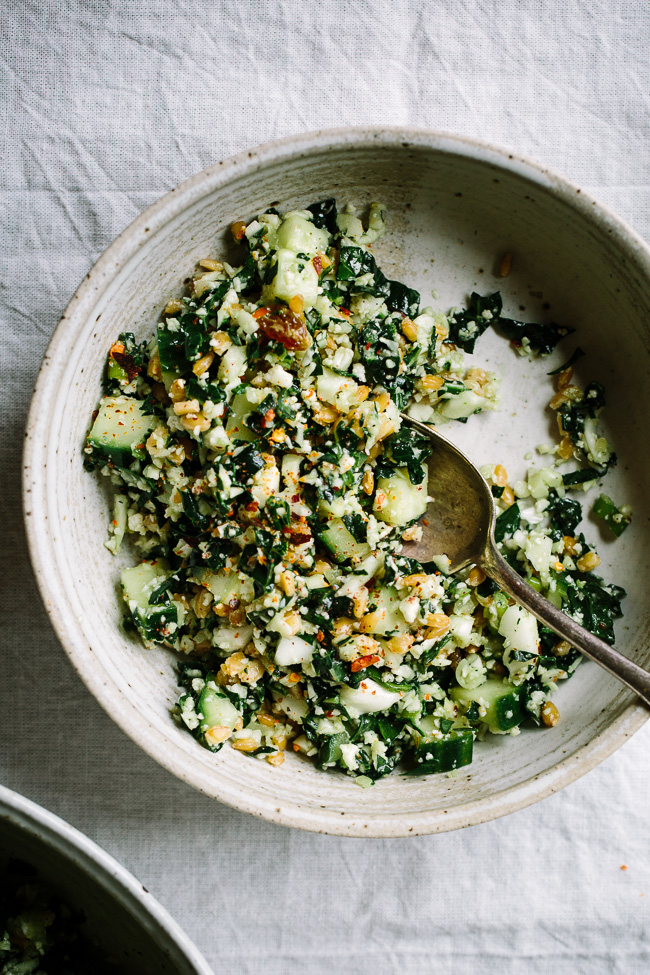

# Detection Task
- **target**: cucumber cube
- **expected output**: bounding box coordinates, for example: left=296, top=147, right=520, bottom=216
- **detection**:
left=87, top=396, right=155, bottom=463
left=407, top=729, right=474, bottom=775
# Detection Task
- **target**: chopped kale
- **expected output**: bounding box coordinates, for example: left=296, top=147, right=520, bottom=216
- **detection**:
left=494, top=503, right=521, bottom=543
left=157, top=321, right=188, bottom=373
left=498, top=316, right=573, bottom=356
left=387, top=427, right=433, bottom=485
left=337, top=245, right=420, bottom=317
left=342, top=513, right=368, bottom=543
left=233, top=443, right=266, bottom=480
left=558, top=381, right=607, bottom=441
left=307, top=198, right=338, bottom=235
left=387, top=279, right=420, bottom=317
left=562, top=468, right=602, bottom=487
left=564, top=575, right=625, bottom=644
left=447, top=292, right=501, bottom=353
left=232, top=251, right=258, bottom=292
left=337, top=244, right=377, bottom=280
left=358, top=317, right=400, bottom=384
left=546, top=488, right=582, bottom=535
left=447, top=291, right=572, bottom=356
left=547, top=347, right=585, bottom=375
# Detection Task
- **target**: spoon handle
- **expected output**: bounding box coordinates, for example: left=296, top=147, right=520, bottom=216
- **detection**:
left=481, top=545, right=650, bottom=709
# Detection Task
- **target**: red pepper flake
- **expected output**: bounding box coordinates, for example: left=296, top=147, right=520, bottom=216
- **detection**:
left=261, top=408, right=276, bottom=428
left=312, top=254, right=323, bottom=275
left=316, top=630, right=325, bottom=643
left=339, top=307, right=351, bottom=316
left=350, top=654, right=380, bottom=673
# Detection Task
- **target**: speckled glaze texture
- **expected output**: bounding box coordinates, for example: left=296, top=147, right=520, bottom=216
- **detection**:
left=23, top=128, right=650, bottom=837
left=0, top=785, right=212, bottom=973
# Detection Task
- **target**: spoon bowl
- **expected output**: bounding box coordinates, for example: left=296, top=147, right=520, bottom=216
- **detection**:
left=400, top=416, right=494, bottom=574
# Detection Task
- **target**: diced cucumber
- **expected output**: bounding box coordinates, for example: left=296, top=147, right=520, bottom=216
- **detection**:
left=498, top=606, right=539, bottom=682
left=107, top=358, right=128, bottom=383
left=281, top=453, right=302, bottom=489
left=439, top=389, right=485, bottom=420
left=87, top=396, right=155, bottom=463
left=263, top=249, right=319, bottom=308
left=450, top=679, right=527, bottom=734
left=251, top=461, right=280, bottom=509
left=340, top=679, right=402, bottom=715
left=336, top=554, right=382, bottom=599
left=316, top=367, right=360, bottom=412
left=407, top=729, right=474, bottom=775
left=593, top=493, right=631, bottom=537
left=418, top=714, right=438, bottom=735
left=374, top=466, right=428, bottom=527
left=317, top=494, right=349, bottom=518
left=276, top=213, right=330, bottom=255
left=218, top=345, right=248, bottom=390
left=212, top=623, right=254, bottom=652
left=275, top=635, right=314, bottom=666
left=161, top=366, right=180, bottom=392
left=225, top=392, right=255, bottom=442
left=190, top=568, right=254, bottom=606
left=197, top=684, right=241, bottom=735
left=358, top=586, right=408, bottom=636
left=319, top=518, right=370, bottom=563
left=105, top=493, right=128, bottom=555
left=121, top=559, right=177, bottom=645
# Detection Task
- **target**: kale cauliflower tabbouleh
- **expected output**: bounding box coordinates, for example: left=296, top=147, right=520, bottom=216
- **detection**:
left=85, top=199, right=630, bottom=783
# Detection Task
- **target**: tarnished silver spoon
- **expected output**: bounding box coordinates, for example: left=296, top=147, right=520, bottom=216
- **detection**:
left=400, top=414, right=650, bottom=707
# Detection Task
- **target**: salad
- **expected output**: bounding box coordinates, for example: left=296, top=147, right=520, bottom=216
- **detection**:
left=85, top=199, right=630, bottom=783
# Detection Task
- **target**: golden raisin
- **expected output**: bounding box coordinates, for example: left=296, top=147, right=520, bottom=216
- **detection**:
left=258, top=305, right=311, bottom=350
left=541, top=701, right=560, bottom=727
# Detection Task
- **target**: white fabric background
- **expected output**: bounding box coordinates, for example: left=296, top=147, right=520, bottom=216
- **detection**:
left=2, top=1, right=649, bottom=972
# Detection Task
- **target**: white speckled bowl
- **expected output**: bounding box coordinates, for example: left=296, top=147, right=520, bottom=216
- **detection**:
left=0, top=785, right=211, bottom=973
left=24, top=128, right=650, bottom=836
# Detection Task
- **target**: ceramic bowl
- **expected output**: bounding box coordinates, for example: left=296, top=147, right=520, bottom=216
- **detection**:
left=0, top=785, right=211, bottom=973
left=23, top=127, right=650, bottom=836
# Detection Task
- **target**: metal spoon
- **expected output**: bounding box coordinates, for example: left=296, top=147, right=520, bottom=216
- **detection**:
left=400, top=414, right=650, bottom=707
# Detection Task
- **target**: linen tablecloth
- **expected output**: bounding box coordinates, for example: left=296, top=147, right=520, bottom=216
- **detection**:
left=2, top=2, right=649, bottom=972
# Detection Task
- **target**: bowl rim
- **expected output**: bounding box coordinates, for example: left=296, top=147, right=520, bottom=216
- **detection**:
left=0, top=783, right=212, bottom=973
left=23, top=125, right=650, bottom=837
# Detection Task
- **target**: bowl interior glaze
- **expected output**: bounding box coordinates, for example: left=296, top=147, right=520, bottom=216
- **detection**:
left=24, top=129, right=650, bottom=836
